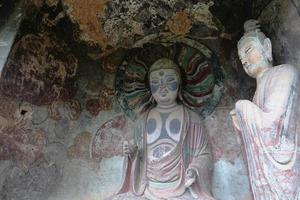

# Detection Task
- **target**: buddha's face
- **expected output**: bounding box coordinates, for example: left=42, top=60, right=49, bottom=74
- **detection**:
left=238, top=37, right=270, bottom=78
left=149, top=68, right=179, bottom=106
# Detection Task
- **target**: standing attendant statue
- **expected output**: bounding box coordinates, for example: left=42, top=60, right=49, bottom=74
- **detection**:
left=231, top=19, right=300, bottom=200
left=110, top=58, right=214, bottom=200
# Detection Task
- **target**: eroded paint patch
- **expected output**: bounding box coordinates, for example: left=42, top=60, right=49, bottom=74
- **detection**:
left=0, top=101, right=46, bottom=169
left=91, top=115, right=128, bottom=160
left=85, top=87, right=115, bottom=116
left=0, top=34, right=78, bottom=106
left=62, top=0, right=109, bottom=48
left=68, top=132, right=93, bottom=160
left=166, top=10, right=192, bottom=35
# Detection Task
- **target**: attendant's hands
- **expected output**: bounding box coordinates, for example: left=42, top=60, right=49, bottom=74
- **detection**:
left=185, top=168, right=196, bottom=188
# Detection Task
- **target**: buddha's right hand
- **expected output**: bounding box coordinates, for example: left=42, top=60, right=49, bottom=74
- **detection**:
left=123, top=140, right=137, bottom=156
left=185, top=168, right=196, bottom=188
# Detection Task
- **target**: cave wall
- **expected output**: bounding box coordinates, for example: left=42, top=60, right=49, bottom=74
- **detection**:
left=0, top=0, right=300, bottom=200
left=0, top=1, right=23, bottom=72
left=259, top=0, right=300, bottom=69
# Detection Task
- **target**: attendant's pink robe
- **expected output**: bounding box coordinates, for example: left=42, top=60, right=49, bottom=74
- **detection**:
left=234, top=65, right=300, bottom=200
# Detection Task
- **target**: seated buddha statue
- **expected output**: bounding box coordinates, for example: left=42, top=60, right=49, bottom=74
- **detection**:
left=109, top=58, right=214, bottom=200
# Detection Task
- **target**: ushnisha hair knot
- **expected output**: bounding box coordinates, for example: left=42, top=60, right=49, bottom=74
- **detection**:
left=238, top=19, right=267, bottom=49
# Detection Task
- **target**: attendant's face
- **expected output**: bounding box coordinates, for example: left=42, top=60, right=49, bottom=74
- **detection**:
left=238, top=37, right=269, bottom=78
left=149, top=69, right=179, bottom=105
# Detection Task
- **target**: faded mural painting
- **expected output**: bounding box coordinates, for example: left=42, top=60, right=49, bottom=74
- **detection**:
left=0, top=0, right=300, bottom=200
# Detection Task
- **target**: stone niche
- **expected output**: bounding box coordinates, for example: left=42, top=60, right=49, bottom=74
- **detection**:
left=0, top=36, right=250, bottom=200
left=0, top=0, right=300, bottom=200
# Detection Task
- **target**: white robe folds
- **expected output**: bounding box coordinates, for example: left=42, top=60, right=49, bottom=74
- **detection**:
left=234, top=65, right=300, bottom=200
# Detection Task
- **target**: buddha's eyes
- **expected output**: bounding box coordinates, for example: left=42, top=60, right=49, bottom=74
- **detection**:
left=167, top=77, right=176, bottom=82
left=151, top=79, right=159, bottom=85
left=150, top=75, right=177, bottom=86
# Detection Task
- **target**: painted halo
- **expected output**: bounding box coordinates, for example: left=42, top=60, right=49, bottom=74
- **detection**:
left=115, top=36, right=224, bottom=120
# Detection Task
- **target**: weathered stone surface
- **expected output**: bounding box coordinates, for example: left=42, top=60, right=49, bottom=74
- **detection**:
left=212, top=157, right=252, bottom=200
left=0, top=162, right=61, bottom=200
left=85, top=99, right=102, bottom=116
left=101, top=49, right=127, bottom=73
left=62, top=0, right=109, bottom=48
left=252, top=0, right=274, bottom=17
left=43, top=142, right=66, bottom=168
left=14, top=0, right=258, bottom=59
left=0, top=1, right=23, bottom=73
left=67, top=131, right=92, bottom=160
left=31, top=105, right=49, bottom=125
left=0, top=100, right=47, bottom=169
left=65, top=100, right=81, bottom=120
left=85, top=87, right=115, bottom=116
left=47, top=100, right=81, bottom=121
left=0, top=1, right=18, bottom=27
left=99, top=88, right=115, bottom=110
left=166, top=10, right=192, bottom=35
left=259, top=0, right=300, bottom=69
left=103, top=0, right=220, bottom=48
left=224, top=50, right=256, bottom=100
left=77, top=75, right=104, bottom=97
left=0, top=160, right=13, bottom=191
left=46, top=157, right=123, bottom=200
left=54, top=117, right=70, bottom=139
left=0, top=95, right=17, bottom=121
left=0, top=34, right=78, bottom=105
left=60, top=0, right=222, bottom=50
left=204, top=106, right=242, bottom=163
left=108, top=194, right=149, bottom=200
left=48, top=101, right=63, bottom=120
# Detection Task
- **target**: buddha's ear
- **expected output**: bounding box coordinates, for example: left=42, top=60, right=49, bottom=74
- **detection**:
left=263, top=38, right=273, bottom=63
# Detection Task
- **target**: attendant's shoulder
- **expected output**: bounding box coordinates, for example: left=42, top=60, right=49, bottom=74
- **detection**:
left=275, top=64, right=298, bottom=78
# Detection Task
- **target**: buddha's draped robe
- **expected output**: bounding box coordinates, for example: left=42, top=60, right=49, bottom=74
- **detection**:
left=115, top=107, right=214, bottom=200
left=234, top=65, right=300, bottom=200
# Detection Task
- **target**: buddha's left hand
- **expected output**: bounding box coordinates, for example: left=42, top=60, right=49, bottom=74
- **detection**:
left=185, top=168, right=196, bottom=188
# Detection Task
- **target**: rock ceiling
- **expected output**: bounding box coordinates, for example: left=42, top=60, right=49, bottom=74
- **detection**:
left=0, top=0, right=272, bottom=106
left=1, top=0, right=273, bottom=54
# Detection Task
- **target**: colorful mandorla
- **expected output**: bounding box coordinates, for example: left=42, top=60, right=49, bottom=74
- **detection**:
left=115, top=36, right=224, bottom=120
